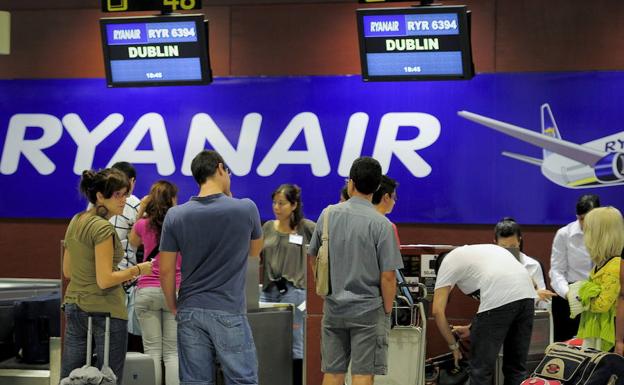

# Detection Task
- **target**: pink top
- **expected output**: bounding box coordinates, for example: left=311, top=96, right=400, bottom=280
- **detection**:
left=134, top=218, right=182, bottom=289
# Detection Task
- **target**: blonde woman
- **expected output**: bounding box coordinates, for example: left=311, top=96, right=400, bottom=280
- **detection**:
left=615, top=258, right=624, bottom=355
left=577, top=206, right=624, bottom=351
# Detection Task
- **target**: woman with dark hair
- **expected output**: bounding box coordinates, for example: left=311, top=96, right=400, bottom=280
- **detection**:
left=61, top=168, right=153, bottom=381
left=129, top=180, right=182, bottom=385
left=260, top=184, right=315, bottom=385
left=493, top=217, right=555, bottom=307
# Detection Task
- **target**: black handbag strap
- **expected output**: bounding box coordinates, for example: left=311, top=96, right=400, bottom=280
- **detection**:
left=144, top=241, right=160, bottom=262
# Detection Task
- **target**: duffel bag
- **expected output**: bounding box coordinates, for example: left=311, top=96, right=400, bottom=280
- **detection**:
left=532, top=342, right=624, bottom=385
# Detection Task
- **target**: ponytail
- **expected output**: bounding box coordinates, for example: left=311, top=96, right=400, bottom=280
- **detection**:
left=78, top=168, right=129, bottom=204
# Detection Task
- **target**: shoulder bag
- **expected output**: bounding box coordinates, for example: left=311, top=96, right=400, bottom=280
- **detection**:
left=313, top=205, right=332, bottom=296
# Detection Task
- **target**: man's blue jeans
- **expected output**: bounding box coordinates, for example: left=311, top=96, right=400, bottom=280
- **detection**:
left=176, top=307, right=258, bottom=385
left=60, top=303, right=128, bottom=381
left=470, top=298, right=534, bottom=385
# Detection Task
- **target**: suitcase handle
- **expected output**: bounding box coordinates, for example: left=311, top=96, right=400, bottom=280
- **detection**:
left=85, top=313, right=112, bottom=368
left=86, top=312, right=111, bottom=318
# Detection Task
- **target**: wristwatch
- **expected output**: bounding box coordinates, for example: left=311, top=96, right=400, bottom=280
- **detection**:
left=448, top=341, right=460, bottom=351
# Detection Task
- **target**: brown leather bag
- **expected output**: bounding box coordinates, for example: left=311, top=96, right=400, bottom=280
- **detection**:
left=313, top=205, right=333, bottom=296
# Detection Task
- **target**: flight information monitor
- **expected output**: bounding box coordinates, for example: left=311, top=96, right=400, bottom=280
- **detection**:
left=100, top=14, right=212, bottom=87
left=356, top=6, right=474, bottom=81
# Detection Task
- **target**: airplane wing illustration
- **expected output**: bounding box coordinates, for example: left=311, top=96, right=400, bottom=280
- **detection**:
left=457, top=111, right=606, bottom=166
left=502, top=151, right=542, bottom=166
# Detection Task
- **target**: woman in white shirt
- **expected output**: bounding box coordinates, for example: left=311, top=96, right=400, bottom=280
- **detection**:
left=549, top=194, right=600, bottom=341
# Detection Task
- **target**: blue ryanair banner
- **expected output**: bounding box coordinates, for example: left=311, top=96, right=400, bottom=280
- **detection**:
left=0, top=73, right=623, bottom=223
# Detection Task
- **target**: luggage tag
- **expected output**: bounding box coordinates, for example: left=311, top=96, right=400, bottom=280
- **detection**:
left=289, top=234, right=303, bottom=245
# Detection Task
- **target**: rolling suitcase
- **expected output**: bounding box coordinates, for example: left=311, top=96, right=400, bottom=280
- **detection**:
left=60, top=312, right=117, bottom=385
left=122, top=352, right=155, bottom=385
left=375, top=310, right=426, bottom=385
left=346, top=278, right=428, bottom=385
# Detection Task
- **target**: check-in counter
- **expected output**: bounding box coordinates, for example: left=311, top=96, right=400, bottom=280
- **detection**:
left=243, top=258, right=294, bottom=385
left=248, top=305, right=293, bottom=385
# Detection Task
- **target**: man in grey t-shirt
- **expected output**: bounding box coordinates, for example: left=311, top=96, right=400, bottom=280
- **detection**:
left=159, top=150, right=263, bottom=385
left=308, top=157, right=403, bottom=385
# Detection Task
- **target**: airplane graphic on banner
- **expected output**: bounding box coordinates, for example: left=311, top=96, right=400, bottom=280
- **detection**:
left=458, top=104, right=624, bottom=188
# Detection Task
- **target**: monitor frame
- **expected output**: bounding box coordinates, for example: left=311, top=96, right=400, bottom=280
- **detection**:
left=100, top=14, right=212, bottom=88
left=356, top=5, right=474, bottom=82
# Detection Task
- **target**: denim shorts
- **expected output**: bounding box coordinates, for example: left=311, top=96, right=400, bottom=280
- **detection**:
left=176, top=307, right=258, bottom=385
left=321, top=306, right=390, bottom=375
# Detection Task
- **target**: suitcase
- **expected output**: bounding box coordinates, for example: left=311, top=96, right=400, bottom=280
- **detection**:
left=346, top=300, right=428, bottom=385
left=60, top=312, right=117, bottom=385
left=13, top=291, right=61, bottom=364
left=122, top=352, right=155, bottom=385
left=375, top=322, right=426, bottom=385
left=531, top=342, right=624, bottom=385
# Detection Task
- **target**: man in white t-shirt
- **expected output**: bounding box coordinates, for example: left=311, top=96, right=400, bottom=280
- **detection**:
left=109, top=162, right=141, bottom=338
left=494, top=217, right=556, bottom=309
left=109, top=162, right=141, bottom=270
left=432, top=244, right=536, bottom=385
left=549, top=194, right=599, bottom=342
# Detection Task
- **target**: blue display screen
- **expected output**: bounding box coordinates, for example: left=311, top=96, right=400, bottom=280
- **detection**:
left=357, top=7, right=472, bottom=81
left=362, top=13, right=459, bottom=37
left=100, top=15, right=211, bottom=87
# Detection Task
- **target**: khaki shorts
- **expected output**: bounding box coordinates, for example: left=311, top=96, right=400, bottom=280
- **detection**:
left=321, top=306, right=391, bottom=375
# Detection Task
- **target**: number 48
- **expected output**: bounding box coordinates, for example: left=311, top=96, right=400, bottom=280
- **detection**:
left=163, top=0, right=195, bottom=10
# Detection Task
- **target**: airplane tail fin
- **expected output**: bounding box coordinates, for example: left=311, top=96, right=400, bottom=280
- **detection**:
left=541, top=103, right=561, bottom=158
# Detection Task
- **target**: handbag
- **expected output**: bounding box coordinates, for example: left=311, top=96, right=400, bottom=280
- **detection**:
left=122, top=241, right=159, bottom=292
left=425, top=350, right=470, bottom=385
left=313, top=205, right=333, bottom=296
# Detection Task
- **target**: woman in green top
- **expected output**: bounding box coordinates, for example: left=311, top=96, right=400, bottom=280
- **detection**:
left=577, top=206, right=624, bottom=351
left=61, top=168, right=153, bottom=382
left=260, top=184, right=315, bottom=385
